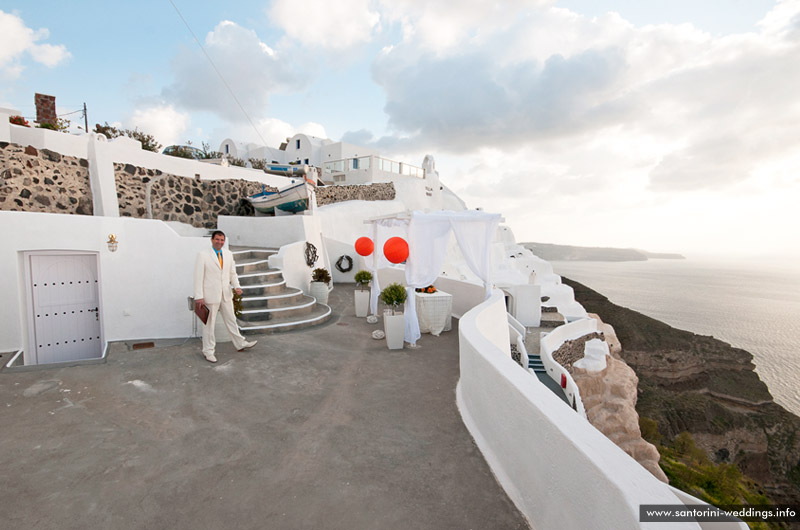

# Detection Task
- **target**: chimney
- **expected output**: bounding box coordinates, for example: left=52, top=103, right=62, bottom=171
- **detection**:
left=35, top=93, right=57, bottom=126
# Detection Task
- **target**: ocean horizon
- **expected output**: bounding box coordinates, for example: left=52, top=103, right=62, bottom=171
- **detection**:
left=550, top=258, right=800, bottom=418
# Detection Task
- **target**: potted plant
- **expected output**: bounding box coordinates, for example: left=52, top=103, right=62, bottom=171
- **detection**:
left=310, top=267, right=331, bottom=305
left=353, top=270, right=372, bottom=317
left=380, top=282, right=407, bottom=350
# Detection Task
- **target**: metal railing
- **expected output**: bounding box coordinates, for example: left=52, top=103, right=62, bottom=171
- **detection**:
left=323, top=155, right=424, bottom=178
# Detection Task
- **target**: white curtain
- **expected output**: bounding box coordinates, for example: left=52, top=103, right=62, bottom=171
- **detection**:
left=403, top=212, right=453, bottom=345
left=449, top=211, right=501, bottom=299
left=365, top=210, right=501, bottom=345
left=368, top=218, right=408, bottom=315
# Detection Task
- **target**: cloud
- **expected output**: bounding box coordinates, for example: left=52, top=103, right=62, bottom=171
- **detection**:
left=127, top=104, right=189, bottom=148
left=270, top=0, right=380, bottom=50
left=163, top=20, right=310, bottom=120
left=0, top=10, right=70, bottom=78
left=364, top=0, right=800, bottom=196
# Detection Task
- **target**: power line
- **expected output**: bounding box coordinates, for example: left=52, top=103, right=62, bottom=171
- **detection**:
left=167, top=0, right=269, bottom=146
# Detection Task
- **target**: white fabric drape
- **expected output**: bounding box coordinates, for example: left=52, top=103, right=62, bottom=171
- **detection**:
left=448, top=211, right=501, bottom=299
left=365, top=210, right=501, bottom=346
left=403, top=213, right=453, bottom=345
left=368, top=218, right=408, bottom=315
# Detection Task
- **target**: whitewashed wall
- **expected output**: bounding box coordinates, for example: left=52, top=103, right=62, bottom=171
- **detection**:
left=456, top=290, right=701, bottom=530
left=0, top=211, right=209, bottom=358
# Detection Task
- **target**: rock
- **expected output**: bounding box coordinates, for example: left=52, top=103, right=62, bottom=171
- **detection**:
left=34, top=195, right=51, bottom=206
left=573, top=357, right=669, bottom=483
left=79, top=159, right=88, bottom=167
left=19, top=189, right=31, bottom=199
left=183, top=204, right=194, bottom=215
left=44, top=177, right=54, bottom=186
left=25, top=145, right=38, bottom=156
left=40, top=149, right=61, bottom=163
left=124, top=164, right=136, bottom=175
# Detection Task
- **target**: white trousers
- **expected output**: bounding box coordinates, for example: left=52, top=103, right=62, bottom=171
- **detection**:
left=202, top=299, right=248, bottom=355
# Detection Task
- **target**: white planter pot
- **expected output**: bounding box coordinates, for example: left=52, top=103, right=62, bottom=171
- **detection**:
left=309, top=281, right=329, bottom=305
left=383, top=312, right=405, bottom=350
left=354, top=289, right=370, bottom=317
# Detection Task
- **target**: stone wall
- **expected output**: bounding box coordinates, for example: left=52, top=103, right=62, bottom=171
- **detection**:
left=114, top=163, right=275, bottom=228
left=0, top=142, right=93, bottom=215
left=1, top=141, right=397, bottom=226
left=551, top=332, right=604, bottom=371
left=316, top=182, right=395, bottom=206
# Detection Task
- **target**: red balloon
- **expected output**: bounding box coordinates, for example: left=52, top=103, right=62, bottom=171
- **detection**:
left=384, top=237, right=409, bottom=264
left=355, top=236, right=374, bottom=256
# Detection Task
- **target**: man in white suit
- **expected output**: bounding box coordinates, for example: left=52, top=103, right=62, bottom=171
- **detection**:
left=194, top=230, right=256, bottom=363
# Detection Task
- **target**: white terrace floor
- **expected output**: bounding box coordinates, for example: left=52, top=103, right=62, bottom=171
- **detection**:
left=0, top=284, right=529, bottom=530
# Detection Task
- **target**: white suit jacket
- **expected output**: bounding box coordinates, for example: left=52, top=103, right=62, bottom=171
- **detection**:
left=194, top=247, right=241, bottom=304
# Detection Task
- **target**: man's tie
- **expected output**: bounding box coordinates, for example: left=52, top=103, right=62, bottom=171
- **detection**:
left=215, top=250, right=223, bottom=268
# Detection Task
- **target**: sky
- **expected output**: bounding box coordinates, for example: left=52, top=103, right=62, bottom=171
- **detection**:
left=2, top=0, right=799, bottom=260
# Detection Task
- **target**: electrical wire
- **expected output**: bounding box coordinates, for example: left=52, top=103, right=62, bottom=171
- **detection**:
left=167, top=0, right=269, bottom=146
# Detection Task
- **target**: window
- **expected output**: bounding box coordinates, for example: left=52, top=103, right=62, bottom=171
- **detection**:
left=304, top=158, right=309, bottom=165
left=225, top=144, right=229, bottom=154
left=296, top=139, right=300, bottom=149
left=352, top=158, right=359, bottom=169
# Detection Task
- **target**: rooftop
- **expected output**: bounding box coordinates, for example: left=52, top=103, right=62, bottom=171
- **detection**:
left=0, top=284, right=528, bottom=529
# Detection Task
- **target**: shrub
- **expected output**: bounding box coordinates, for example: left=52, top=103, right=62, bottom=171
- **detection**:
left=311, top=268, right=331, bottom=284
left=639, top=417, right=662, bottom=445
left=673, top=432, right=709, bottom=465
left=354, top=270, right=372, bottom=290
left=94, top=122, right=162, bottom=152
left=9, top=115, right=29, bottom=127
left=249, top=158, right=268, bottom=170
left=199, top=142, right=222, bottom=160
left=227, top=156, right=246, bottom=167
left=380, top=283, right=407, bottom=314
left=36, top=117, right=70, bottom=132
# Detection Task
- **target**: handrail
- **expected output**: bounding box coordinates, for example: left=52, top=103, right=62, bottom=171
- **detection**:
left=506, top=312, right=529, bottom=369
left=538, top=318, right=599, bottom=417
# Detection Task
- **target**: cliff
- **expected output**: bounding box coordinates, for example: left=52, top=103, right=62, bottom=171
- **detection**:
left=563, top=277, right=800, bottom=504
left=521, top=242, right=685, bottom=261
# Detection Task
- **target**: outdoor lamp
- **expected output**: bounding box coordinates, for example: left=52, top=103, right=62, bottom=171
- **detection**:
left=107, top=234, right=118, bottom=252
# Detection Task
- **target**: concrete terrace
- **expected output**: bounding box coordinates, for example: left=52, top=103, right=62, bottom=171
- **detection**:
left=0, top=284, right=529, bottom=530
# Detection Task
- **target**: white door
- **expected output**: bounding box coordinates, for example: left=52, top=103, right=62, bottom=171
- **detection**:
left=29, top=253, right=103, bottom=364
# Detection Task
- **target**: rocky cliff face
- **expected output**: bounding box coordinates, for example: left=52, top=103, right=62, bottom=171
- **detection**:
left=572, top=356, right=669, bottom=483
left=564, top=277, right=800, bottom=504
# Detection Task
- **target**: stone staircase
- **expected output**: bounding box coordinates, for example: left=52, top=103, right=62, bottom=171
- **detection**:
left=231, top=246, right=332, bottom=334
left=540, top=306, right=566, bottom=328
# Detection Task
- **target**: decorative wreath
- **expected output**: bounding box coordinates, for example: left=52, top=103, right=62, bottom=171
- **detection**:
left=335, top=254, right=353, bottom=273
left=304, top=242, right=318, bottom=267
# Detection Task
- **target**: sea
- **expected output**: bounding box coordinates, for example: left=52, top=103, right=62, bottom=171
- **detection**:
left=549, top=258, right=800, bottom=418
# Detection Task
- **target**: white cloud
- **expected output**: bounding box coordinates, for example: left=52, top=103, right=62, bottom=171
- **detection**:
left=365, top=0, right=800, bottom=197
left=128, top=104, right=189, bottom=148
left=270, top=0, right=380, bottom=50
left=163, top=20, right=310, bottom=119
left=0, top=11, right=70, bottom=78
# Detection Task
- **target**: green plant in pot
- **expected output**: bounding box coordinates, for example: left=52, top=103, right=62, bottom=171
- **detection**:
left=380, top=283, right=407, bottom=349
left=310, top=268, right=331, bottom=305
left=353, top=270, right=373, bottom=317
left=380, top=282, right=407, bottom=315
left=354, top=270, right=372, bottom=291
left=311, top=268, right=331, bottom=284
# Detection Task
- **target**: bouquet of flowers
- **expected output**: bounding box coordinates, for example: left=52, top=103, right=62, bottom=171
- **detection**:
left=415, top=285, right=437, bottom=294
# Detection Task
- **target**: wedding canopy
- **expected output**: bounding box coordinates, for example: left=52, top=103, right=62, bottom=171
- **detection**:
left=365, top=210, right=502, bottom=346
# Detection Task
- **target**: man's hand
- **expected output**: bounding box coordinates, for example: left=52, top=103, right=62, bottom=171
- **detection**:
left=234, top=288, right=243, bottom=296
left=195, top=299, right=205, bottom=311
